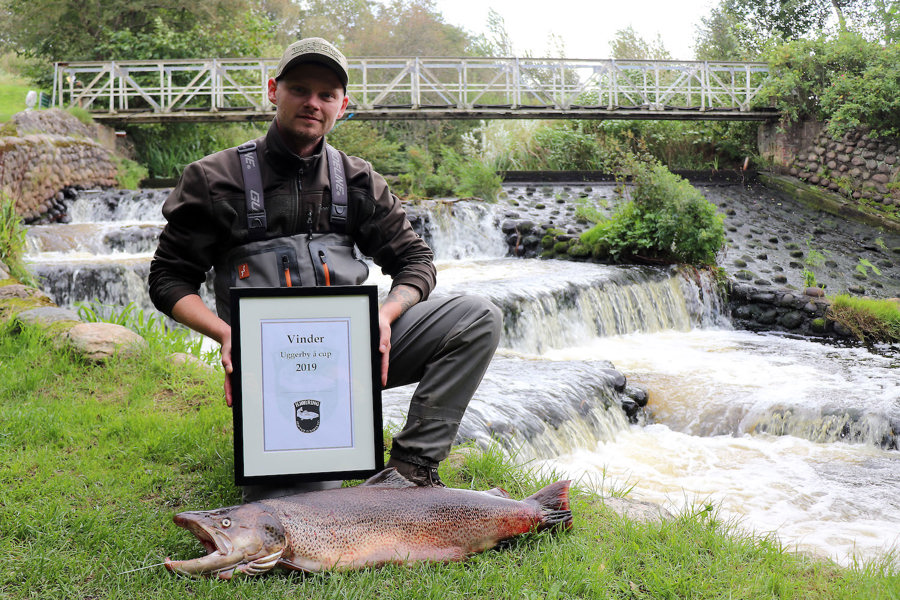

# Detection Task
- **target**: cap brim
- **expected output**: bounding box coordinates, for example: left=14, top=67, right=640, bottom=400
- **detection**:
left=276, top=55, right=348, bottom=88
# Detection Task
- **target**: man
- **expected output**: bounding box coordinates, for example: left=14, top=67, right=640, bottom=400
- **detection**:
left=149, top=38, right=501, bottom=492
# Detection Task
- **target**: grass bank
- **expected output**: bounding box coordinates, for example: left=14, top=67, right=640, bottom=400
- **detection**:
left=1, top=325, right=897, bottom=599
left=0, top=71, right=33, bottom=123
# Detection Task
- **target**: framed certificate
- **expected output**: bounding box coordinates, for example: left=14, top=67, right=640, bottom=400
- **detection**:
left=230, top=285, right=383, bottom=485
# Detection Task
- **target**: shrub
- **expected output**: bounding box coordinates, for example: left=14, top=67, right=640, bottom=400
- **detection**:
left=0, top=192, right=37, bottom=286
left=763, top=33, right=900, bottom=138
left=438, top=147, right=503, bottom=202
left=112, top=155, right=149, bottom=190
left=127, top=122, right=267, bottom=179
left=581, top=157, right=725, bottom=266
left=395, top=146, right=455, bottom=198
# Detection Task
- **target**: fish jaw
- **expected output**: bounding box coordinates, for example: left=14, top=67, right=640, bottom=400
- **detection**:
left=165, top=504, right=286, bottom=579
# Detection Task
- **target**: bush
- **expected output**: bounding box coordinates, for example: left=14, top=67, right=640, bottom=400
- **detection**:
left=112, top=155, right=149, bottom=190
left=0, top=192, right=37, bottom=286
left=328, top=120, right=404, bottom=174
left=394, top=146, right=455, bottom=198
left=581, top=157, right=725, bottom=266
left=438, top=147, right=503, bottom=202
left=126, top=122, right=267, bottom=179
left=763, top=33, right=900, bottom=138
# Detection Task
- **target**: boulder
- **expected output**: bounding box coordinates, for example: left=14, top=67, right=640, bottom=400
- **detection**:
left=65, top=322, right=147, bottom=361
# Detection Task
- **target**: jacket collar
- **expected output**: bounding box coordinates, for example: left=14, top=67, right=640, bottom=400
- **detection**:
left=264, top=119, right=325, bottom=175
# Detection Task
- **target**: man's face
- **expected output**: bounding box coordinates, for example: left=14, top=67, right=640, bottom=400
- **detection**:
left=268, top=62, right=349, bottom=156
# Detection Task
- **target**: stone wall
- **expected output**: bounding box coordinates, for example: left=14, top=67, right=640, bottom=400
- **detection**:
left=759, top=120, right=900, bottom=210
left=727, top=281, right=855, bottom=339
left=0, top=109, right=118, bottom=223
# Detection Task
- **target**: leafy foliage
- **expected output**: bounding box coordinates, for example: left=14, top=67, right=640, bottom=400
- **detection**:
left=329, top=120, right=404, bottom=174
left=762, top=32, right=900, bottom=137
left=439, top=147, right=503, bottom=202
left=0, top=191, right=37, bottom=285
left=126, top=123, right=267, bottom=179
left=581, top=157, right=725, bottom=266
left=609, top=26, right=671, bottom=60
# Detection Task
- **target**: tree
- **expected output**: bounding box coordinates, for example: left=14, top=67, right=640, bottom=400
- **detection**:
left=722, top=0, right=833, bottom=45
left=0, top=0, right=279, bottom=62
left=609, top=26, right=672, bottom=60
left=694, top=7, right=756, bottom=60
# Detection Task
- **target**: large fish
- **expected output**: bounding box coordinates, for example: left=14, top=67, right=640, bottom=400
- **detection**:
left=165, top=468, right=572, bottom=578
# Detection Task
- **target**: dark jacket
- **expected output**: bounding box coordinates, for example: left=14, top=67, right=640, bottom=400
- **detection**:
left=149, top=121, right=436, bottom=318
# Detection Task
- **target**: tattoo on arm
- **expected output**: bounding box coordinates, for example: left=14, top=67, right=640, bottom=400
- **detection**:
left=386, top=285, right=421, bottom=314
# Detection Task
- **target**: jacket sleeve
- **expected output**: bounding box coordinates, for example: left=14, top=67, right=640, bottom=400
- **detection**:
left=148, top=161, right=221, bottom=317
left=351, top=161, right=436, bottom=300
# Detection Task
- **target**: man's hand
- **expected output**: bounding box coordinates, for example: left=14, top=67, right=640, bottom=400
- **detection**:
left=221, top=329, right=234, bottom=407
left=377, top=285, right=422, bottom=387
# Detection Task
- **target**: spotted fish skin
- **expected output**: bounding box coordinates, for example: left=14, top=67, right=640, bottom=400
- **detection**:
left=166, top=468, right=572, bottom=578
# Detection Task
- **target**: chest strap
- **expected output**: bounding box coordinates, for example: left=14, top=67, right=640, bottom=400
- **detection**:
left=238, top=141, right=348, bottom=240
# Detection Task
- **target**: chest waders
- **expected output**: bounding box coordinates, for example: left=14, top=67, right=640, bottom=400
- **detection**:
left=212, top=142, right=369, bottom=323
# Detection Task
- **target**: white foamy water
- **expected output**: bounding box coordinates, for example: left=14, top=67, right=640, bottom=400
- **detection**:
left=542, top=329, right=900, bottom=567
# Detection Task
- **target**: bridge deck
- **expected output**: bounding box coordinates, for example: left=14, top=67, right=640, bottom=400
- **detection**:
left=53, top=57, right=777, bottom=123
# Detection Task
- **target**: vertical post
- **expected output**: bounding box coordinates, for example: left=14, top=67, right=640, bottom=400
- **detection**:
left=109, top=62, right=116, bottom=113
left=411, top=57, right=420, bottom=109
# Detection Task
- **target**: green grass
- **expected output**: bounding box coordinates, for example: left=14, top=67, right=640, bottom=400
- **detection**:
left=1, top=325, right=898, bottom=599
left=828, top=294, right=900, bottom=343
left=0, top=71, right=35, bottom=123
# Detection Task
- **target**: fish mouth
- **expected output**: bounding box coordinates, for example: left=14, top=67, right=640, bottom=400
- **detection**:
left=165, top=514, right=241, bottom=579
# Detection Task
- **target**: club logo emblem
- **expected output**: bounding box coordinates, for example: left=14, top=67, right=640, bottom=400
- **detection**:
left=294, top=399, right=321, bottom=433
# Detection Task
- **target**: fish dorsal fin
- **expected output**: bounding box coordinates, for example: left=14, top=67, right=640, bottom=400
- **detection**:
left=484, top=487, right=511, bottom=498
left=362, top=468, right=418, bottom=488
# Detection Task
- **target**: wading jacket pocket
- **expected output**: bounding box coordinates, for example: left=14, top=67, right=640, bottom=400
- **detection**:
left=213, top=232, right=369, bottom=322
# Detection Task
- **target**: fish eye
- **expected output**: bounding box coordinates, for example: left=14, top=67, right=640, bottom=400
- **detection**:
left=222, top=518, right=232, bottom=528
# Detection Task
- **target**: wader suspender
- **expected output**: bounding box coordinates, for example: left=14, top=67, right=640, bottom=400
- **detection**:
left=237, top=141, right=348, bottom=240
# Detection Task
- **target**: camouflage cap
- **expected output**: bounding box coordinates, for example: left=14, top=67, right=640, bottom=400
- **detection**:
left=274, top=37, right=349, bottom=89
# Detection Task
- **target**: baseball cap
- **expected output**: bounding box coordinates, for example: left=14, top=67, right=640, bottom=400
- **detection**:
left=274, top=37, right=349, bottom=89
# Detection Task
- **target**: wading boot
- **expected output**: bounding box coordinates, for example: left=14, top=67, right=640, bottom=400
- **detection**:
left=386, top=457, right=446, bottom=487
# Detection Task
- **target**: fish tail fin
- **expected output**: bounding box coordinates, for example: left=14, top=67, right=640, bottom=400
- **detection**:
left=526, top=480, right=573, bottom=531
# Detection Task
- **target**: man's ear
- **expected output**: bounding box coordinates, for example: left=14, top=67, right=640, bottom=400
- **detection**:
left=267, top=78, right=278, bottom=105
left=337, top=94, right=349, bottom=119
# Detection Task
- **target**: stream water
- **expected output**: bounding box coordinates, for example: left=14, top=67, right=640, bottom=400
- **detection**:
left=23, top=181, right=900, bottom=568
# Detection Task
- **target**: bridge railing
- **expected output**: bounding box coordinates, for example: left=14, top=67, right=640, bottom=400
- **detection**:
left=52, top=57, right=772, bottom=121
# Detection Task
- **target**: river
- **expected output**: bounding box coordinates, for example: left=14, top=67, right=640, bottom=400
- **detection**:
left=23, top=180, right=900, bottom=568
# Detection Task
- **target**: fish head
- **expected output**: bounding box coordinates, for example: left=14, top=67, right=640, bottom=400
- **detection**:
left=165, top=503, right=286, bottom=579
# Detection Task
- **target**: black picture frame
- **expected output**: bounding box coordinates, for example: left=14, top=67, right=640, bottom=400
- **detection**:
left=230, top=285, right=383, bottom=486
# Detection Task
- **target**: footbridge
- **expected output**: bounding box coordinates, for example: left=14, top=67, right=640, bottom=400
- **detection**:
left=52, top=56, right=777, bottom=124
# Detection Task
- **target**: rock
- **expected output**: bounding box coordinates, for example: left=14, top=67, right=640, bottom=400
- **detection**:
left=600, top=368, right=627, bottom=392
left=15, top=306, right=81, bottom=329
left=625, top=384, right=649, bottom=407
left=169, top=352, right=217, bottom=373
left=804, top=287, right=826, bottom=298
left=598, top=496, right=673, bottom=523
left=65, top=322, right=147, bottom=361
left=778, top=311, right=804, bottom=329
left=0, top=284, right=52, bottom=302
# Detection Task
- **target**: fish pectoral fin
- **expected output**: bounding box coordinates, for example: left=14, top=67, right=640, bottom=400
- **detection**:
left=276, top=556, right=317, bottom=573
left=362, top=468, right=417, bottom=489
left=238, top=550, right=284, bottom=576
